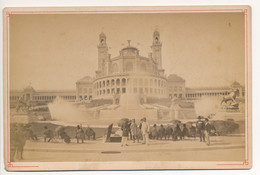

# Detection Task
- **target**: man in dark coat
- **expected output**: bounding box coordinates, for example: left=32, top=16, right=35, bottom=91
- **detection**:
left=196, top=116, right=205, bottom=142
left=165, top=125, right=173, bottom=140
left=173, top=124, right=182, bottom=141
left=130, top=119, right=138, bottom=143
left=85, top=126, right=96, bottom=140
left=10, top=123, right=28, bottom=161
left=158, top=124, right=166, bottom=140
left=121, top=120, right=130, bottom=146
left=75, top=125, right=85, bottom=143
left=204, top=118, right=211, bottom=145
left=150, top=124, right=158, bottom=140
left=182, top=124, right=189, bottom=139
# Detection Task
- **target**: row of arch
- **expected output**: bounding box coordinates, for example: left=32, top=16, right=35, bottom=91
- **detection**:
left=95, top=77, right=167, bottom=89
left=186, top=92, right=229, bottom=98
left=96, top=87, right=167, bottom=96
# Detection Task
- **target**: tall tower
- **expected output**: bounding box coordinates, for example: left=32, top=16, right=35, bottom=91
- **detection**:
left=97, top=32, right=108, bottom=74
left=151, top=30, right=162, bottom=69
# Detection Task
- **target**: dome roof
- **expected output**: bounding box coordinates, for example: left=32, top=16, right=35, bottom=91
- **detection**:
left=24, top=84, right=35, bottom=92
left=121, top=46, right=138, bottom=51
left=120, top=46, right=139, bottom=57
left=77, top=76, right=93, bottom=83
left=154, top=30, right=160, bottom=36
left=231, top=81, right=241, bottom=87
left=99, top=32, right=106, bottom=38
left=168, top=74, right=185, bottom=82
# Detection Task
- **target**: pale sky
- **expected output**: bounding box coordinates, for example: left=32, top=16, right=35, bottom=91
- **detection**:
left=9, top=13, right=245, bottom=90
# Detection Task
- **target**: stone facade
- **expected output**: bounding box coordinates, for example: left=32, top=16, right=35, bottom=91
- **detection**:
left=76, top=31, right=169, bottom=102
left=9, top=31, right=245, bottom=107
left=75, top=31, right=245, bottom=103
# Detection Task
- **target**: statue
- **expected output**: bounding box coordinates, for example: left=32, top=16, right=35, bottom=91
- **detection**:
left=220, top=89, right=240, bottom=111
left=16, top=96, right=32, bottom=112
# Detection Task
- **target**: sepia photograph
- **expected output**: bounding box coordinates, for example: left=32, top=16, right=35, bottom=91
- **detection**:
left=3, top=6, right=252, bottom=171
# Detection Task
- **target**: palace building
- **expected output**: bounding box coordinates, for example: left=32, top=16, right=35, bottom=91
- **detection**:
left=10, top=31, right=245, bottom=107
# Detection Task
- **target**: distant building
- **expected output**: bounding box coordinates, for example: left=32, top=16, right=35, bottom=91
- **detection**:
left=75, top=31, right=245, bottom=103
left=9, top=31, right=245, bottom=106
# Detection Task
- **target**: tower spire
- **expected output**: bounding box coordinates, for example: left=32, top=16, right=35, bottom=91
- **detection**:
left=151, top=30, right=162, bottom=69
left=127, top=40, right=131, bottom=47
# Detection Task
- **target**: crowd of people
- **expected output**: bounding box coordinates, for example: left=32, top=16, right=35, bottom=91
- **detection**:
left=43, top=124, right=96, bottom=144
left=120, top=117, right=150, bottom=146
left=10, top=116, right=214, bottom=161
left=120, top=116, right=214, bottom=147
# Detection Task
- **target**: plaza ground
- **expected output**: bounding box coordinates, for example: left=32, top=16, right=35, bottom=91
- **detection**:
left=16, top=134, right=245, bottom=162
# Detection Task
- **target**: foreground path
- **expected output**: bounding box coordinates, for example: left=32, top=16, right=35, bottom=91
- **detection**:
left=18, top=135, right=245, bottom=162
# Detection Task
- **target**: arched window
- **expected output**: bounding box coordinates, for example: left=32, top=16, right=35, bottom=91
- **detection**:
left=116, top=79, right=120, bottom=86
left=111, top=79, right=115, bottom=86
left=126, top=62, right=133, bottom=72
left=122, top=78, right=126, bottom=86
left=112, top=63, right=119, bottom=73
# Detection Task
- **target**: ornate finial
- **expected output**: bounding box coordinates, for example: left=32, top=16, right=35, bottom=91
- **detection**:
left=127, top=40, right=131, bottom=47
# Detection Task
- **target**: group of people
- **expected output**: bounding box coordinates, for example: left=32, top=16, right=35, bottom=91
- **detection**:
left=120, top=116, right=213, bottom=147
left=150, top=123, right=190, bottom=141
left=197, top=116, right=212, bottom=145
left=75, top=124, right=96, bottom=143
left=42, top=124, right=96, bottom=144
left=120, top=117, right=150, bottom=147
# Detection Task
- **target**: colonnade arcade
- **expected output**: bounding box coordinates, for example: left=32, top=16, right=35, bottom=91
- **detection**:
left=94, top=76, right=167, bottom=98
left=186, top=91, right=229, bottom=99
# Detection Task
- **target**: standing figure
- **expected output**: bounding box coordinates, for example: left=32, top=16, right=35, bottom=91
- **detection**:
left=158, top=124, right=166, bottom=140
left=150, top=124, right=158, bottom=140
left=141, top=117, right=150, bottom=145
left=196, top=116, right=205, bottom=142
left=10, top=124, right=28, bottom=161
left=204, top=118, right=211, bottom=145
left=75, top=125, right=84, bottom=143
left=165, top=124, right=173, bottom=140
left=85, top=125, right=96, bottom=140
left=43, top=126, right=54, bottom=142
left=130, top=119, right=139, bottom=143
left=173, top=124, right=182, bottom=141
left=128, top=120, right=133, bottom=140
left=121, top=120, right=130, bottom=146
left=182, top=124, right=189, bottom=139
